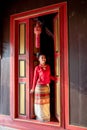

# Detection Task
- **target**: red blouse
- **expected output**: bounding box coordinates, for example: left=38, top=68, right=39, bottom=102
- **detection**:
left=32, top=64, right=55, bottom=90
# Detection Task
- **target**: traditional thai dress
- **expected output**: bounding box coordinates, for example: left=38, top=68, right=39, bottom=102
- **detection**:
left=32, top=64, right=55, bottom=122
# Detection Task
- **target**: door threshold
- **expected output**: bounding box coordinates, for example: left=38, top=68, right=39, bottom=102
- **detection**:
left=14, top=118, right=60, bottom=127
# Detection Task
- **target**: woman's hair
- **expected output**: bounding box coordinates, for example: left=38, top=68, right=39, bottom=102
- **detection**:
left=36, top=52, right=46, bottom=59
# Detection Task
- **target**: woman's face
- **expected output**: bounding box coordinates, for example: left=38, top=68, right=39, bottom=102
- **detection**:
left=39, top=55, right=46, bottom=65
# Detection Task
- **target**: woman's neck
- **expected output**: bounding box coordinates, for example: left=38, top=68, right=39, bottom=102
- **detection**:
left=40, top=63, right=46, bottom=66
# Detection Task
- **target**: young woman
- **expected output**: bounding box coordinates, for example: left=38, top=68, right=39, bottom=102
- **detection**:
left=30, top=53, right=55, bottom=122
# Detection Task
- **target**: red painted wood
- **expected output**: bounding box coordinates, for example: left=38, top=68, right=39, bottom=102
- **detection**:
left=63, top=4, right=69, bottom=129
left=26, top=19, right=30, bottom=119
left=18, top=19, right=30, bottom=119
left=15, top=20, right=19, bottom=118
left=28, top=19, right=35, bottom=118
left=10, top=2, right=66, bottom=19
left=19, top=55, right=26, bottom=59
left=10, top=18, right=30, bottom=119
left=0, top=115, right=87, bottom=130
left=10, top=16, right=14, bottom=119
left=0, top=115, right=64, bottom=130
left=17, top=19, right=30, bottom=119
left=59, top=6, right=65, bottom=128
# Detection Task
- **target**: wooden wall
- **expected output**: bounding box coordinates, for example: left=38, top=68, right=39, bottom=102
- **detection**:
left=68, top=0, right=87, bottom=127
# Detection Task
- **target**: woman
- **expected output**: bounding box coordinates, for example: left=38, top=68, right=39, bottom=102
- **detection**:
left=30, top=53, right=55, bottom=122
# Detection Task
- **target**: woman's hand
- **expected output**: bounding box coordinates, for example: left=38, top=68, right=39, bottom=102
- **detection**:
left=50, top=76, right=59, bottom=81
left=55, top=76, right=59, bottom=82
left=30, top=89, right=34, bottom=94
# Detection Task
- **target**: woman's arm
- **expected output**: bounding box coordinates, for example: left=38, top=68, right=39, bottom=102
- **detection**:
left=48, top=65, right=56, bottom=81
left=30, top=66, right=38, bottom=93
left=50, top=75, right=56, bottom=81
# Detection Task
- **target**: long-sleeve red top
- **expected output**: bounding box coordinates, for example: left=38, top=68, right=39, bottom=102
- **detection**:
left=32, top=64, right=55, bottom=90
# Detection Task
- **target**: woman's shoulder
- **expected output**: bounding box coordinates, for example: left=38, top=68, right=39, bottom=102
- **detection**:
left=35, top=65, right=42, bottom=71
left=35, top=65, right=39, bottom=69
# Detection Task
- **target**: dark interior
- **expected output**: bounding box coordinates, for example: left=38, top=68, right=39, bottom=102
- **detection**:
left=33, top=13, right=58, bottom=122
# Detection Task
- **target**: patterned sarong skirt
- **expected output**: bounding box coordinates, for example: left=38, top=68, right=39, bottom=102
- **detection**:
left=34, top=84, right=50, bottom=122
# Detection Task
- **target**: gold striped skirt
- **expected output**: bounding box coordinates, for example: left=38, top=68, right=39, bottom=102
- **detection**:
left=34, top=84, right=50, bottom=122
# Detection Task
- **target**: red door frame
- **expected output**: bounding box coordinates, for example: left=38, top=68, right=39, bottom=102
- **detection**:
left=1, top=2, right=85, bottom=130
left=10, top=2, right=67, bottom=128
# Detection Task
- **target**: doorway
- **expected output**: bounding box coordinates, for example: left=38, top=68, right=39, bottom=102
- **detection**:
left=10, top=3, right=68, bottom=129
left=31, top=12, right=60, bottom=122
left=10, top=2, right=68, bottom=129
